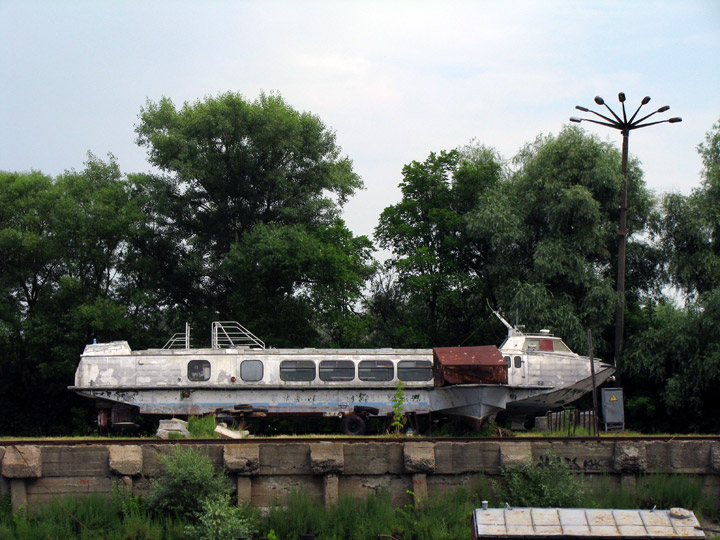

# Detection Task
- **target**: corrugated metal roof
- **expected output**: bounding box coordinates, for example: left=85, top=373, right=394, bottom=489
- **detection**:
left=472, top=507, right=704, bottom=539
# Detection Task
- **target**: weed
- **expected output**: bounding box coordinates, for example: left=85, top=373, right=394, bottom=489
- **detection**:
left=146, top=445, right=230, bottom=521
left=187, top=415, right=218, bottom=438
left=391, top=381, right=406, bottom=434
left=493, top=452, right=583, bottom=507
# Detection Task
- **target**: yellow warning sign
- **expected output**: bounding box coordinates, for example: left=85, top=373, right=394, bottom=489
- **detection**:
left=610, top=394, right=618, bottom=402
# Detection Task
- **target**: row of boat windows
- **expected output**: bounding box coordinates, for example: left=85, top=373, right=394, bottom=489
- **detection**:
left=186, top=359, right=434, bottom=383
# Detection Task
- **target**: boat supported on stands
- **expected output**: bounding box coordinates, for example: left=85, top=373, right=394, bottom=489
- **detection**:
left=69, top=313, right=614, bottom=434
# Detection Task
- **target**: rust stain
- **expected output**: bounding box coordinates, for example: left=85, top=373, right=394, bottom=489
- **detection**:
left=433, top=346, right=508, bottom=386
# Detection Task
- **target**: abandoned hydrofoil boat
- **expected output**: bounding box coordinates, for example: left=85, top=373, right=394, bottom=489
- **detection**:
left=69, top=312, right=614, bottom=433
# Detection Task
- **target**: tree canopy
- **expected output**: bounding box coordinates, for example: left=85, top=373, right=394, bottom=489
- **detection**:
left=133, top=92, right=373, bottom=346
left=0, top=91, right=718, bottom=434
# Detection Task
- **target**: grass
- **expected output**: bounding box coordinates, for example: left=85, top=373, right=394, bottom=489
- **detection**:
left=1, top=469, right=717, bottom=540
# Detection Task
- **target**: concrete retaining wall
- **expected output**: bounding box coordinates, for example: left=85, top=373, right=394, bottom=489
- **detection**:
left=2, top=439, right=719, bottom=511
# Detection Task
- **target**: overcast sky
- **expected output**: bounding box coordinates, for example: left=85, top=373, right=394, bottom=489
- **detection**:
left=2, top=0, right=719, bottom=241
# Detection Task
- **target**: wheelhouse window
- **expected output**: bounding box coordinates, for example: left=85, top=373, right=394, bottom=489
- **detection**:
left=319, top=360, right=355, bottom=382
left=358, top=360, right=394, bottom=381
left=188, top=360, right=211, bottom=381
left=504, top=356, right=511, bottom=368
left=397, top=360, right=433, bottom=382
left=240, top=360, right=263, bottom=382
left=514, top=356, right=522, bottom=369
left=280, top=360, right=316, bottom=382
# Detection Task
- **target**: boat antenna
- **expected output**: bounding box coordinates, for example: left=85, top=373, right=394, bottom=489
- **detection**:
left=487, top=300, right=522, bottom=337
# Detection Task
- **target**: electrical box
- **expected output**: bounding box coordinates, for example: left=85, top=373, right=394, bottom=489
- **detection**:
left=601, top=388, right=624, bottom=431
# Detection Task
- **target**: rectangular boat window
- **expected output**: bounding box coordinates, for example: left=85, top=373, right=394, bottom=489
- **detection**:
left=540, top=339, right=554, bottom=351
left=319, top=360, right=355, bottom=382
left=514, top=356, right=522, bottom=369
left=397, top=360, right=433, bottom=382
left=188, top=360, right=211, bottom=381
left=358, top=360, right=394, bottom=381
left=240, top=360, right=263, bottom=382
left=524, top=339, right=539, bottom=352
left=280, top=360, right=316, bottom=382
left=554, top=341, right=570, bottom=352
left=504, top=356, right=511, bottom=368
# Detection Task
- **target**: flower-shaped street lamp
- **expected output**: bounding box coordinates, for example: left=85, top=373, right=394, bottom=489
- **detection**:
left=570, top=93, right=681, bottom=371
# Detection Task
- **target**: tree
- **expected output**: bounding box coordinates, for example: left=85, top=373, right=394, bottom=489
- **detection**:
left=0, top=156, right=142, bottom=434
left=134, top=92, right=373, bottom=346
left=473, top=127, right=655, bottom=354
left=623, top=118, right=720, bottom=431
left=374, top=147, right=505, bottom=347
left=375, top=128, right=656, bottom=355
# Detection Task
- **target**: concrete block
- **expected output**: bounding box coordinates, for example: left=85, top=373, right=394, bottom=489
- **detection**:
left=42, top=446, right=109, bottom=477
left=26, top=476, right=113, bottom=507
left=668, top=441, right=712, bottom=474
left=434, top=441, right=500, bottom=474
left=141, top=445, right=171, bottom=476
left=711, top=443, right=720, bottom=473
left=310, top=443, right=344, bottom=475
left=645, top=441, right=670, bottom=472
left=2, top=446, right=42, bottom=478
left=427, top=473, right=476, bottom=499
left=411, top=473, right=427, bottom=505
left=251, top=475, right=323, bottom=507
left=10, top=479, right=26, bottom=512
left=109, top=445, right=143, bottom=476
left=343, top=443, right=404, bottom=475
left=324, top=474, right=339, bottom=506
left=215, top=425, right=249, bottom=439
left=259, top=443, right=311, bottom=475
left=499, top=441, right=532, bottom=468
left=237, top=476, right=252, bottom=504
left=156, top=419, right=189, bottom=439
left=531, top=441, right=613, bottom=472
left=224, top=445, right=260, bottom=475
left=403, top=442, right=435, bottom=473
left=339, top=475, right=412, bottom=506
left=614, top=441, right=647, bottom=473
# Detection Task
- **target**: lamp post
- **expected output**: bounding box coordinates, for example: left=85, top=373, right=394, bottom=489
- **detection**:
left=570, top=93, right=681, bottom=372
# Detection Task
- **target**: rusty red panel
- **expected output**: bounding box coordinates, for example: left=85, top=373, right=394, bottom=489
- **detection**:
left=433, top=346, right=508, bottom=386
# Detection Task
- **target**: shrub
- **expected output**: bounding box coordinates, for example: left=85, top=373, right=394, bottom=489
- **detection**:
left=493, top=453, right=583, bottom=507
left=185, top=494, right=257, bottom=540
left=146, top=446, right=230, bottom=520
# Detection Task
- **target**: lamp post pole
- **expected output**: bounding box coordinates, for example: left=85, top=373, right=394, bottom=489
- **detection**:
left=570, top=93, right=681, bottom=372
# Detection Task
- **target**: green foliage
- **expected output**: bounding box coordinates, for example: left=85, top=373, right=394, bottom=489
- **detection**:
left=587, top=475, right=718, bottom=520
left=0, top=494, right=185, bottom=540
left=187, top=415, right=218, bottom=438
left=373, top=147, right=503, bottom=347
left=184, top=494, right=257, bottom=540
left=112, top=481, right=143, bottom=519
left=146, top=446, right=230, bottom=521
left=493, top=453, right=583, bottom=507
left=134, top=91, right=373, bottom=348
left=391, top=380, right=407, bottom=433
